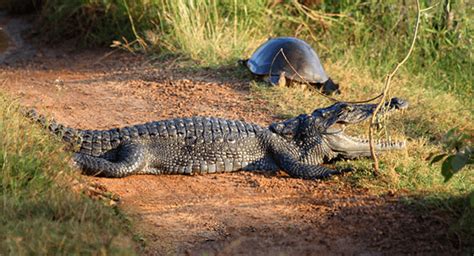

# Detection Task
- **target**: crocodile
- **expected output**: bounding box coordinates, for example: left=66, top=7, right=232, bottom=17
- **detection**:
left=27, top=98, right=408, bottom=179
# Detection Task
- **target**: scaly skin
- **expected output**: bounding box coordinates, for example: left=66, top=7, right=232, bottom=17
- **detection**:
left=26, top=98, right=408, bottom=179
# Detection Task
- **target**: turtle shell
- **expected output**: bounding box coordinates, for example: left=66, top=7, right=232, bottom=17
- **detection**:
left=246, top=37, right=329, bottom=85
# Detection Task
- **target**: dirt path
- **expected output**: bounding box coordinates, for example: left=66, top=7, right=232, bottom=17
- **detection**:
left=0, top=17, right=460, bottom=255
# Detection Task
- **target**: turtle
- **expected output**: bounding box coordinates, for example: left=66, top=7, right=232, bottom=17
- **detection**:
left=240, top=37, right=340, bottom=95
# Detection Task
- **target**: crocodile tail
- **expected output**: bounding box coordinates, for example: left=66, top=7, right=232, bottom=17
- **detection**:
left=24, top=108, right=83, bottom=148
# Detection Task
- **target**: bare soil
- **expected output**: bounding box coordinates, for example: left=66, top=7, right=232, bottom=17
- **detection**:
left=0, top=18, right=461, bottom=255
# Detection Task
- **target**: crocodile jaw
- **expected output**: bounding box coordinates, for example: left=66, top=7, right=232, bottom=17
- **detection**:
left=324, top=132, right=406, bottom=158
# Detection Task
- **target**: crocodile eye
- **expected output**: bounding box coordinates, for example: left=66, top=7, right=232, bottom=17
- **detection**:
left=342, top=104, right=354, bottom=111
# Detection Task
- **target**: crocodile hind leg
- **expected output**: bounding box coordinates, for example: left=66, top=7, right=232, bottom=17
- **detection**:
left=73, top=142, right=147, bottom=178
left=279, top=160, right=342, bottom=180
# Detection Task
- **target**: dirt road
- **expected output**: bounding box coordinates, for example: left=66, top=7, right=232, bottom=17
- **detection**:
left=0, top=17, right=460, bottom=255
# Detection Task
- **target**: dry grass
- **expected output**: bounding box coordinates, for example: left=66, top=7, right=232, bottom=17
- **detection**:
left=0, top=95, right=135, bottom=254
left=148, top=0, right=267, bottom=66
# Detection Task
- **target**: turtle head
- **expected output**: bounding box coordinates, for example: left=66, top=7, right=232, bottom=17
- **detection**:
left=237, top=59, right=249, bottom=67
left=320, top=78, right=340, bottom=95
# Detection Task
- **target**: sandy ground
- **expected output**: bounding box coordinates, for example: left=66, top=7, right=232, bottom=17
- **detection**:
left=0, top=16, right=462, bottom=255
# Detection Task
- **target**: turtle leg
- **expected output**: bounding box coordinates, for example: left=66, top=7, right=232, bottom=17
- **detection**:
left=321, top=78, right=340, bottom=95
left=277, top=71, right=286, bottom=87
left=268, top=73, right=286, bottom=87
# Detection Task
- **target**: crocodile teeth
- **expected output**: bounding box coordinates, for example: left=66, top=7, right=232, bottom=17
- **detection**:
left=347, top=134, right=407, bottom=148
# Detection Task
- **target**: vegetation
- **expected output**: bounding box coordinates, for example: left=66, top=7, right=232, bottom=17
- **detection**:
left=430, top=128, right=473, bottom=183
left=28, top=0, right=472, bottom=97
left=0, top=0, right=472, bottom=251
left=0, top=95, right=135, bottom=254
left=251, top=66, right=473, bottom=246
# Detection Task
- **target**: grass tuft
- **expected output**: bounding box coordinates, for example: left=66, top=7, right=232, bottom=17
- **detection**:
left=0, top=94, right=135, bottom=255
left=150, top=0, right=268, bottom=66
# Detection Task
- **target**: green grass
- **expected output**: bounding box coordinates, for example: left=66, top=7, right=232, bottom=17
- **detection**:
left=0, top=95, right=135, bottom=255
left=150, top=0, right=268, bottom=66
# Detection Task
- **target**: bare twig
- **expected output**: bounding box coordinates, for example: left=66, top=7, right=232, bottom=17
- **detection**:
left=292, top=0, right=354, bottom=24
left=122, top=0, right=148, bottom=51
left=369, top=0, right=421, bottom=175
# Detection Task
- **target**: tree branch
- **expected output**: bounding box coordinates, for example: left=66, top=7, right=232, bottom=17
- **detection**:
left=369, top=0, right=421, bottom=175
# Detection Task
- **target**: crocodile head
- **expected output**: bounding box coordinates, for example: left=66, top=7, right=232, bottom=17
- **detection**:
left=314, top=97, right=408, bottom=158
left=270, top=97, right=408, bottom=160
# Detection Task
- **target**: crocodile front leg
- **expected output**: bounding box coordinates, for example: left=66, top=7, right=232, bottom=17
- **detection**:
left=263, top=132, right=341, bottom=180
left=74, top=142, right=147, bottom=177
left=277, top=160, right=341, bottom=179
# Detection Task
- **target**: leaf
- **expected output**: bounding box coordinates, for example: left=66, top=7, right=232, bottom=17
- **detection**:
left=443, top=127, right=460, bottom=150
left=450, top=153, right=468, bottom=172
left=430, top=153, right=447, bottom=165
left=466, top=146, right=474, bottom=164
left=445, top=127, right=458, bottom=139
left=444, top=128, right=456, bottom=142
left=457, top=133, right=469, bottom=142
left=441, top=155, right=455, bottom=182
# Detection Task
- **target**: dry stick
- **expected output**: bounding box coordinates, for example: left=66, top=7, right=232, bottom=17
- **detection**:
left=369, top=0, right=421, bottom=175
